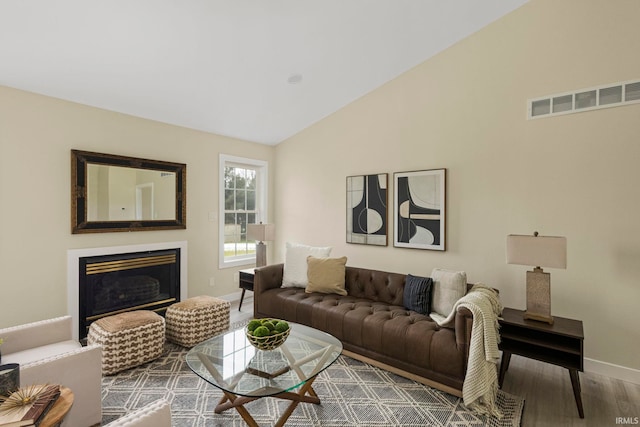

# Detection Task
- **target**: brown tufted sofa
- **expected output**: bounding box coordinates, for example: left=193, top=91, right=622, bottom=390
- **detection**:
left=254, top=263, right=475, bottom=396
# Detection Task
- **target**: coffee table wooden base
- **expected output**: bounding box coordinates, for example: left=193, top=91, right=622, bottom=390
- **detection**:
left=187, top=324, right=342, bottom=427
left=214, top=378, right=320, bottom=427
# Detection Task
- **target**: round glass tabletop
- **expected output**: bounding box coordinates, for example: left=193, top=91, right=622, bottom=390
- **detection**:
left=186, top=322, right=343, bottom=398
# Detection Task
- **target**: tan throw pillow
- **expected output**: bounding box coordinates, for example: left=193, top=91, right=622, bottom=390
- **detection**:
left=305, top=256, right=348, bottom=296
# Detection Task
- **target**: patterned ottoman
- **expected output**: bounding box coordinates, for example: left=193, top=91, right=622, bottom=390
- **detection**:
left=88, top=310, right=165, bottom=375
left=165, top=295, right=231, bottom=347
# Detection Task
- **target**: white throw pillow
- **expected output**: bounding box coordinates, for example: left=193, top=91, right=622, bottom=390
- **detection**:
left=430, top=268, right=467, bottom=318
left=282, top=242, right=332, bottom=288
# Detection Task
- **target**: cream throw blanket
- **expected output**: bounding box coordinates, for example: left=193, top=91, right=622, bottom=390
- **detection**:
left=434, top=284, right=503, bottom=418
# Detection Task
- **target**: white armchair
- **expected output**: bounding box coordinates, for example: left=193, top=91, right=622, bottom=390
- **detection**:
left=104, top=399, right=171, bottom=427
left=0, top=316, right=102, bottom=427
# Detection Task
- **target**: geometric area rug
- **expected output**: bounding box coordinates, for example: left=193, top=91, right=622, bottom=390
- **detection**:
left=102, top=342, right=524, bottom=427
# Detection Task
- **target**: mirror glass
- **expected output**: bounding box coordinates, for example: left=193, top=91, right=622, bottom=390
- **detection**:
left=72, top=150, right=186, bottom=233
left=87, top=164, right=176, bottom=221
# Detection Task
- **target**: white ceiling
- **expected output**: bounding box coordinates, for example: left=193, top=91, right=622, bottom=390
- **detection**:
left=0, top=1, right=527, bottom=145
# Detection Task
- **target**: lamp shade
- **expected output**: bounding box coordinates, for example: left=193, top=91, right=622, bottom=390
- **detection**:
left=506, top=234, right=567, bottom=269
left=247, top=223, right=275, bottom=242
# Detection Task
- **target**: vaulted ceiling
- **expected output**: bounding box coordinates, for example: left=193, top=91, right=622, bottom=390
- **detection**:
left=0, top=1, right=528, bottom=145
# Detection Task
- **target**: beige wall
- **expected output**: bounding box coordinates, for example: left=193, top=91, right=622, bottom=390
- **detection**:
left=274, top=0, right=640, bottom=372
left=0, top=86, right=274, bottom=327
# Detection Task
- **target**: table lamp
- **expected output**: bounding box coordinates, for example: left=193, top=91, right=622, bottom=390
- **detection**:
left=247, top=222, right=275, bottom=267
left=506, top=232, right=567, bottom=325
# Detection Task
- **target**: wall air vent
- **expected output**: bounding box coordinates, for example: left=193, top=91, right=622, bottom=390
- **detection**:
left=528, top=79, right=640, bottom=119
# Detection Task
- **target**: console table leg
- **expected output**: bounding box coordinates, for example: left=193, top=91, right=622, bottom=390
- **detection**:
left=569, top=369, right=584, bottom=418
left=498, top=351, right=511, bottom=387
left=239, top=289, right=246, bottom=311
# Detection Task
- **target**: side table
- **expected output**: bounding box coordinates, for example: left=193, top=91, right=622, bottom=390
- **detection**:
left=238, top=268, right=255, bottom=311
left=39, top=386, right=74, bottom=427
left=499, top=307, right=584, bottom=418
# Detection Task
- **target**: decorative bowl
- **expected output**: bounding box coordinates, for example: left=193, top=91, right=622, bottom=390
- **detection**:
left=245, top=318, right=291, bottom=351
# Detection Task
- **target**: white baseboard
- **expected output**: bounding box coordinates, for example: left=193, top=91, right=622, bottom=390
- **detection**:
left=584, top=358, right=640, bottom=385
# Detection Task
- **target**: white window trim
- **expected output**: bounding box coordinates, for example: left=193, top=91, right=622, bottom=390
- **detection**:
left=219, top=154, right=269, bottom=269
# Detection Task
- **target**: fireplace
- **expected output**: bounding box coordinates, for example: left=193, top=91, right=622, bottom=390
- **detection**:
left=68, top=242, right=187, bottom=340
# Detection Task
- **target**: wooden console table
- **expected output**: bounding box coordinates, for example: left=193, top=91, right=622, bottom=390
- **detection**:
left=238, top=268, right=255, bottom=311
left=498, top=307, right=584, bottom=418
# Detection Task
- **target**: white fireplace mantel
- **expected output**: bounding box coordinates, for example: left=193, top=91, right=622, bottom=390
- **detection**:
left=67, top=241, right=188, bottom=340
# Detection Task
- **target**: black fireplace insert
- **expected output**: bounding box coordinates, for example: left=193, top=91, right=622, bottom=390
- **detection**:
left=78, top=248, right=180, bottom=339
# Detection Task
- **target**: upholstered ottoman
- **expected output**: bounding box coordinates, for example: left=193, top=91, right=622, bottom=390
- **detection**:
left=165, top=295, right=231, bottom=347
left=87, top=310, right=165, bottom=375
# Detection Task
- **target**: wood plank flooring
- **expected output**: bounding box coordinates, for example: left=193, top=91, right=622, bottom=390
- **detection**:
left=229, top=296, right=640, bottom=426
left=502, top=355, right=640, bottom=426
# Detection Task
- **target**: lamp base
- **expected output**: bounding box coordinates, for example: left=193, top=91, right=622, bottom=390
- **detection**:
left=255, top=242, right=267, bottom=268
left=524, top=267, right=554, bottom=325
left=523, top=311, right=554, bottom=325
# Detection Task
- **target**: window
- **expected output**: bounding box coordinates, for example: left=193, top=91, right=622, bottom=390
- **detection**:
left=219, top=155, right=268, bottom=268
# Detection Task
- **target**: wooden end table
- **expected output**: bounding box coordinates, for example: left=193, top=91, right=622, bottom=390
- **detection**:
left=39, top=386, right=74, bottom=427
left=498, top=307, right=584, bottom=418
left=238, top=268, right=255, bottom=311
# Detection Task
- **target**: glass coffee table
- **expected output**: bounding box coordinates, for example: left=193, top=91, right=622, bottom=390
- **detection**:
left=186, top=322, right=342, bottom=427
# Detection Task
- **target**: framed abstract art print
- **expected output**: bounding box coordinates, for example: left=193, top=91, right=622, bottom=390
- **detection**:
left=346, top=174, right=388, bottom=246
left=394, top=169, right=446, bottom=251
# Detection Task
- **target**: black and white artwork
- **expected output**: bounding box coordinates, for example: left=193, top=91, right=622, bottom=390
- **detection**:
left=394, top=169, right=445, bottom=251
left=346, top=174, right=388, bottom=246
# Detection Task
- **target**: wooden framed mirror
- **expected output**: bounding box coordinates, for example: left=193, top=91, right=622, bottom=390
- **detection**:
left=71, top=150, right=186, bottom=233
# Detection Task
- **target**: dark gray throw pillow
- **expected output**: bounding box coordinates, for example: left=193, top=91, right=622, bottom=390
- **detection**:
left=403, top=274, right=433, bottom=315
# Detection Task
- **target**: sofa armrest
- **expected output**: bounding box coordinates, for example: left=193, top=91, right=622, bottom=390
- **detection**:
left=254, top=263, right=284, bottom=314
left=0, top=316, right=73, bottom=354
left=455, top=307, right=473, bottom=363
left=20, top=345, right=103, bottom=427
left=454, top=286, right=500, bottom=364
left=254, top=264, right=284, bottom=294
